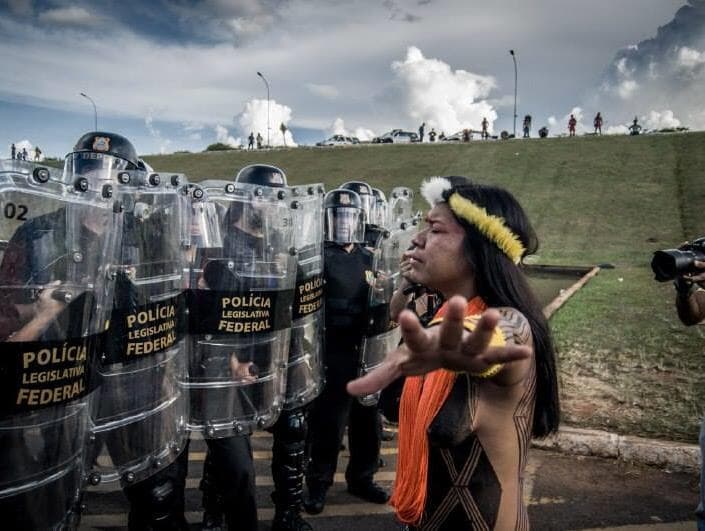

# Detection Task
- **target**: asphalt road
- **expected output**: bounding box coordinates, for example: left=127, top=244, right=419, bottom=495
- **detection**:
left=79, top=429, right=698, bottom=530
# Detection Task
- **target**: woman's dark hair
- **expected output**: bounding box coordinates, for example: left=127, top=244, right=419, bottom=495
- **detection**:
left=442, top=177, right=560, bottom=438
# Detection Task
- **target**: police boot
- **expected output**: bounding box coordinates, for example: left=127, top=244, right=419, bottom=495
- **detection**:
left=271, top=508, right=313, bottom=531
left=125, top=478, right=189, bottom=531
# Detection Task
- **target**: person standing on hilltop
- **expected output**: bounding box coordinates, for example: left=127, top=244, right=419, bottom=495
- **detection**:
left=593, top=112, right=603, bottom=135
left=628, top=116, right=642, bottom=136
left=523, top=115, right=532, bottom=138
left=568, top=115, right=577, bottom=137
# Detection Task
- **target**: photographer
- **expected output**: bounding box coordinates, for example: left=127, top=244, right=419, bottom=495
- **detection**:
left=675, top=261, right=705, bottom=325
left=674, top=260, right=705, bottom=530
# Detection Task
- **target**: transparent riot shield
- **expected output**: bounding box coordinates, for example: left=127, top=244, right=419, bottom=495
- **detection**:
left=0, top=159, right=61, bottom=183
left=88, top=171, right=190, bottom=486
left=358, top=220, right=419, bottom=406
left=185, top=180, right=296, bottom=438
left=389, top=186, right=414, bottom=226
left=0, top=166, right=121, bottom=528
left=286, top=184, right=325, bottom=409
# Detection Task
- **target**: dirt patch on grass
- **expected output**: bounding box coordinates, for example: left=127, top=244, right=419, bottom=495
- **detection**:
left=558, top=347, right=702, bottom=443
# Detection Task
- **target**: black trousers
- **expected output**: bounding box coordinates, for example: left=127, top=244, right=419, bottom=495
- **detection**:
left=203, top=435, right=258, bottom=531
left=270, top=406, right=308, bottom=512
left=306, top=357, right=382, bottom=489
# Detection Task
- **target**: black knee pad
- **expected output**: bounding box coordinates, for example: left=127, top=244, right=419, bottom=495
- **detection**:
left=277, top=408, right=308, bottom=444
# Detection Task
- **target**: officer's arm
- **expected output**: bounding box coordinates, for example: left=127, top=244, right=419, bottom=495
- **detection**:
left=390, top=277, right=412, bottom=321
left=7, top=285, right=66, bottom=342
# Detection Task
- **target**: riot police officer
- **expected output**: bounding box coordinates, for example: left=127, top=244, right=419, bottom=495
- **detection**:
left=304, top=188, right=389, bottom=515
left=65, top=132, right=191, bottom=530
left=0, top=134, right=121, bottom=529
left=340, top=181, right=384, bottom=249
left=194, top=164, right=296, bottom=531
left=263, top=177, right=326, bottom=531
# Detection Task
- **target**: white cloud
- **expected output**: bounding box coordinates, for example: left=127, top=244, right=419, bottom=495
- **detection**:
left=391, top=46, right=497, bottom=137
left=643, top=109, right=681, bottom=130
left=677, top=47, right=705, bottom=69
left=182, top=121, right=205, bottom=133
left=326, top=117, right=376, bottom=141
left=306, top=83, right=339, bottom=100
left=237, top=99, right=297, bottom=147
left=38, top=6, right=102, bottom=26
left=605, top=125, right=629, bottom=135
left=226, top=14, right=275, bottom=41
left=214, top=124, right=240, bottom=148
left=615, top=57, right=631, bottom=76
left=145, top=110, right=172, bottom=155
left=329, top=117, right=346, bottom=135
left=617, top=79, right=638, bottom=100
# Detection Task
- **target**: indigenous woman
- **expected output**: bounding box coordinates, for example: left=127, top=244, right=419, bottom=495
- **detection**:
left=348, top=176, right=560, bottom=530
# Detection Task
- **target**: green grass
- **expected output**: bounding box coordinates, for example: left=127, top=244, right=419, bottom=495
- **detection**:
left=146, top=132, right=705, bottom=443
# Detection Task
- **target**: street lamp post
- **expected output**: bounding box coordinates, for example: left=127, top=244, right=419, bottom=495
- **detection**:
left=80, top=92, right=98, bottom=131
left=256, top=71, right=271, bottom=148
left=509, top=50, right=517, bottom=139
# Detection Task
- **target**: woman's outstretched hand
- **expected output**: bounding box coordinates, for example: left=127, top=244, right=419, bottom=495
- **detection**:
left=347, top=296, right=532, bottom=397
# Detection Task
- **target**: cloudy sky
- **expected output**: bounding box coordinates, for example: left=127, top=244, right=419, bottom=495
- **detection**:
left=1, top=0, right=702, bottom=157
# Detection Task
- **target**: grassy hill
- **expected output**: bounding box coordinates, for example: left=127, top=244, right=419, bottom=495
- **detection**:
left=146, top=132, right=705, bottom=442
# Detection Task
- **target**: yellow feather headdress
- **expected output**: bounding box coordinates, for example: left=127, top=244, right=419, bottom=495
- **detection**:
left=420, top=177, right=526, bottom=264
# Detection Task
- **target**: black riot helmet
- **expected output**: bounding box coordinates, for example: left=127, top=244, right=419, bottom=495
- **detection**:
left=340, top=181, right=374, bottom=223
left=64, top=131, right=140, bottom=183
left=324, top=189, right=365, bottom=244
left=235, top=164, right=287, bottom=187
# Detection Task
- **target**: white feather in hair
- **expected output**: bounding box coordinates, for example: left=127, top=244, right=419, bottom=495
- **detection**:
left=420, top=176, right=453, bottom=206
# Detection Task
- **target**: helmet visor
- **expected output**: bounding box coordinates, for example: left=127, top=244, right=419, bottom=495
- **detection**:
left=325, top=207, right=364, bottom=244
left=63, top=152, right=132, bottom=182
left=372, top=199, right=389, bottom=227
left=358, top=193, right=374, bottom=223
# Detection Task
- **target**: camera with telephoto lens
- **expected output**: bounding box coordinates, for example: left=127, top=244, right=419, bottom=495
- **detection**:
left=651, top=237, right=705, bottom=282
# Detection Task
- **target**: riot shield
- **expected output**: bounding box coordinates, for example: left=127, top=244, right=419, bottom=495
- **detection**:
left=0, top=165, right=121, bottom=528
left=185, top=180, right=296, bottom=438
left=0, top=159, right=60, bottom=183
left=389, top=186, right=414, bottom=226
left=358, top=220, right=419, bottom=406
left=286, top=184, right=325, bottom=409
left=88, top=171, right=190, bottom=486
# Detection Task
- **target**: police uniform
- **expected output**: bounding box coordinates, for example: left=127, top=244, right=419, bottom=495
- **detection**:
left=198, top=164, right=295, bottom=531
left=305, top=241, right=384, bottom=499
left=0, top=208, right=102, bottom=529
left=198, top=222, right=261, bottom=531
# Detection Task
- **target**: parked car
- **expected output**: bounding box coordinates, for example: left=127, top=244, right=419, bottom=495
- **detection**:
left=441, top=129, right=481, bottom=142
left=372, top=129, right=419, bottom=144
left=316, top=135, right=358, bottom=146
